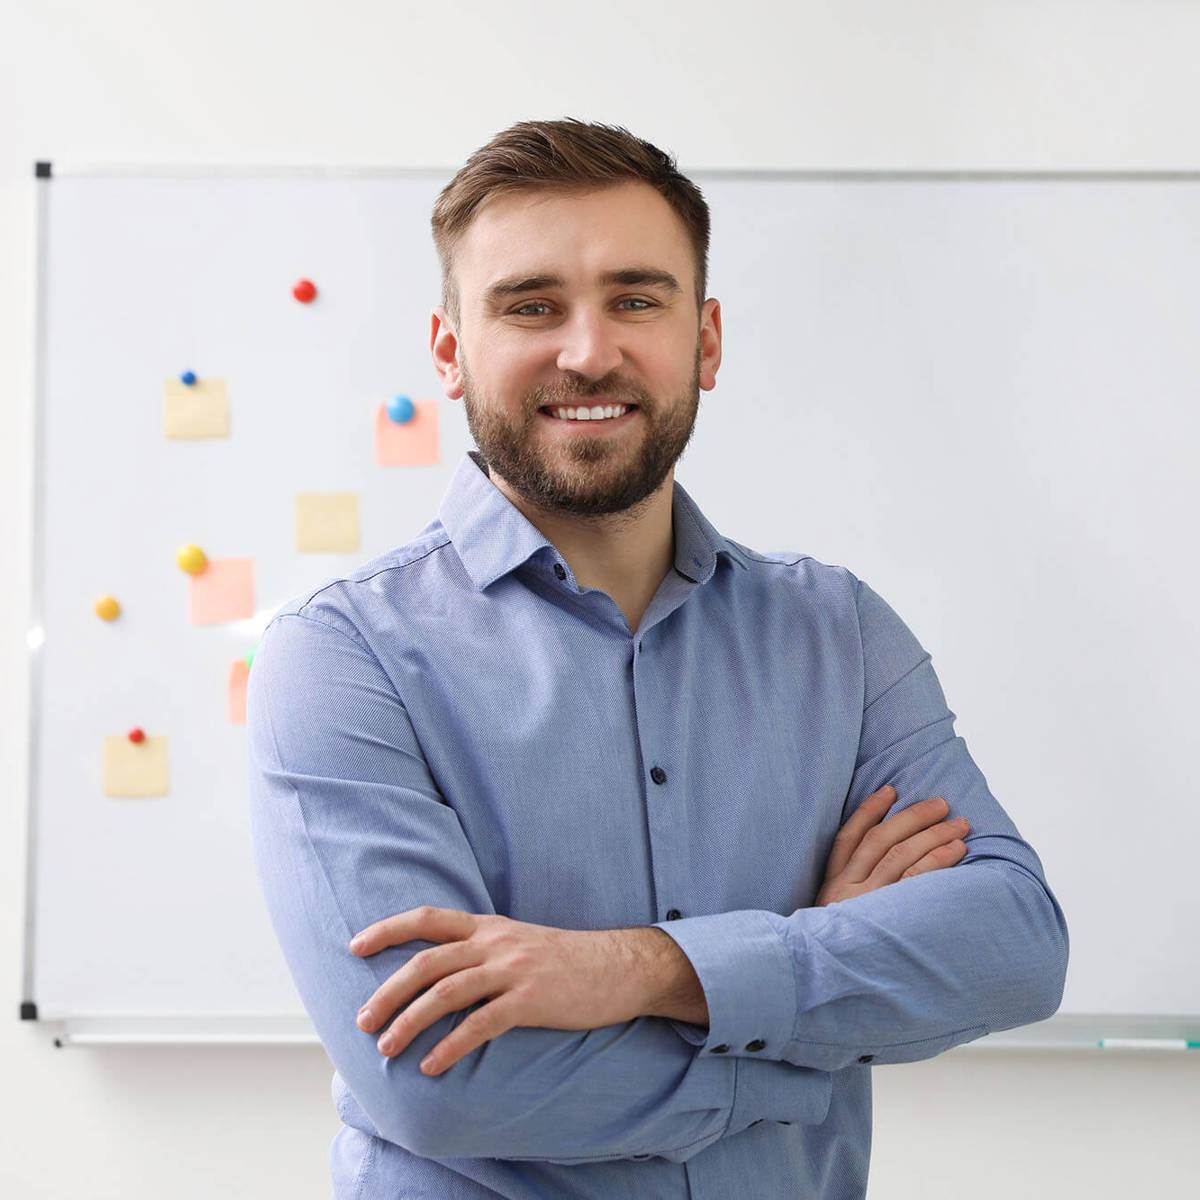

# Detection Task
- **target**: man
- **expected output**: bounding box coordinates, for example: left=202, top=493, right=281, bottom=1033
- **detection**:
left=247, top=119, right=1067, bottom=1199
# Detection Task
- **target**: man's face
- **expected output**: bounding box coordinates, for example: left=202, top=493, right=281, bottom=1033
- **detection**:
left=432, top=181, right=722, bottom=518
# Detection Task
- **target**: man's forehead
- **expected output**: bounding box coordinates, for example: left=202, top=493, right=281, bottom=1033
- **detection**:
left=456, top=181, right=694, bottom=283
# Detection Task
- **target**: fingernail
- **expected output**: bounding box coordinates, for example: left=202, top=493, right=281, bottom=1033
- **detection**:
left=357, top=1007, right=373, bottom=1029
left=420, top=1055, right=437, bottom=1074
left=349, top=935, right=366, bottom=952
left=378, top=1035, right=394, bottom=1053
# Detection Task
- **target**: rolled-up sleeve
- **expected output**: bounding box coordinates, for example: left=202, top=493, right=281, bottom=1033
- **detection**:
left=653, top=576, right=1069, bottom=1071
left=247, top=606, right=833, bottom=1162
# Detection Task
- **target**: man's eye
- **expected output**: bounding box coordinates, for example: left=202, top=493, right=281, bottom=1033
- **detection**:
left=617, top=297, right=655, bottom=311
left=512, top=302, right=551, bottom=316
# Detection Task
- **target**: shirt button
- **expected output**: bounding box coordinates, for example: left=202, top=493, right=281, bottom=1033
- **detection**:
left=748, top=1119, right=763, bottom=1127
left=858, top=1054, right=875, bottom=1064
left=632, top=1153, right=650, bottom=1159
left=665, top=908, right=682, bottom=920
left=745, top=1039, right=766, bottom=1052
left=777, top=1120, right=792, bottom=1126
left=650, top=766, right=667, bottom=785
left=709, top=1044, right=730, bottom=1054
left=553, top=563, right=566, bottom=580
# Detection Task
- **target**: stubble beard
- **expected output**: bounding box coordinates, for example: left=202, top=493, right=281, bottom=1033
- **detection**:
left=460, top=348, right=702, bottom=519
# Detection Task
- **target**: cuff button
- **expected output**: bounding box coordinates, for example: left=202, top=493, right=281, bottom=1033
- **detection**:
left=709, top=1043, right=730, bottom=1054
left=858, top=1054, right=875, bottom=1064
left=745, top=1039, right=766, bottom=1051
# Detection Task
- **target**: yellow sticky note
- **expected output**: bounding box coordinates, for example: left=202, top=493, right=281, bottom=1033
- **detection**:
left=375, top=400, right=439, bottom=466
left=163, top=378, right=229, bottom=438
left=189, top=557, right=255, bottom=625
left=227, top=659, right=249, bottom=723
left=296, top=492, right=360, bottom=553
left=103, top=735, right=169, bottom=797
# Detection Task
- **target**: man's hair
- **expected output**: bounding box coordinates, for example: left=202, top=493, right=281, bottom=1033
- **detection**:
left=431, top=118, right=710, bottom=324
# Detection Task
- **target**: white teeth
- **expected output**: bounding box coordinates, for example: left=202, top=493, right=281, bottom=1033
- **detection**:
left=548, top=404, right=629, bottom=421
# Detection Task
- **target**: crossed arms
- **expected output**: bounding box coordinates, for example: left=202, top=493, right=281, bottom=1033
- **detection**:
left=246, top=582, right=1068, bottom=1163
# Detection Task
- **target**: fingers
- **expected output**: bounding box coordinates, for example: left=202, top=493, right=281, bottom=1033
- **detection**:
left=839, top=794, right=957, bottom=884
left=822, top=784, right=898, bottom=881
left=416, top=999, right=516, bottom=1075
left=357, top=940, right=480, bottom=1034
left=864, top=816, right=970, bottom=889
left=901, top=838, right=969, bottom=880
left=372, top=961, right=495, bottom=1060
left=350, top=906, right=474, bottom=955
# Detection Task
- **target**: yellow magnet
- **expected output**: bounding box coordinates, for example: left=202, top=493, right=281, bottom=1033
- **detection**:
left=94, top=594, right=121, bottom=621
left=176, top=543, right=208, bottom=575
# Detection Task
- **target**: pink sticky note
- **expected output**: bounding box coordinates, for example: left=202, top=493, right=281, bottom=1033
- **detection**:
left=227, top=659, right=249, bottom=723
left=375, top=400, right=440, bottom=466
left=189, top=557, right=255, bottom=625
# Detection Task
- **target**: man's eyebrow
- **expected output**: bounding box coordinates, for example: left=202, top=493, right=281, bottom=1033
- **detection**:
left=598, top=268, right=683, bottom=293
left=483, top=274, right=565, bottom=305
left=482, top=267, right=684, bottom=307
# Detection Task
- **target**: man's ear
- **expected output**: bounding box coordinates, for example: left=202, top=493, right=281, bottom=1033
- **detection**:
left=430, top=306, right=464, bottom=399
left=699, top=297, right=722, bottom=392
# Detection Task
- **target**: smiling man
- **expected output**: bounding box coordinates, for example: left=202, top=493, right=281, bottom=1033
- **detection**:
left=247, top=119, right=1068, bottom=1199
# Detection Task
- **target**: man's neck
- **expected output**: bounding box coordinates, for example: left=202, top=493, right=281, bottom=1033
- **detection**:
left=489, top=470, right=676, bottom=635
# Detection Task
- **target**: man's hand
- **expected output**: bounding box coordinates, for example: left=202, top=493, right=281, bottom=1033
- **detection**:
left=349, top=909, right=689, bottom=1075
left=816, top=784, right=969, bottom=906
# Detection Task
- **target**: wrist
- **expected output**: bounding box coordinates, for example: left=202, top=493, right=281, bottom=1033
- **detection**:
left=630, top=926, right=709, bottom=1026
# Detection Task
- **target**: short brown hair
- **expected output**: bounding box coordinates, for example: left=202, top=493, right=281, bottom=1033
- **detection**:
left=431, top=118, right=710, bottom=323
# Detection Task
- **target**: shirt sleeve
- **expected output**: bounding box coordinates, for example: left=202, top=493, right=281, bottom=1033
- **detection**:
left=652, top=575, right=1070, bottom=1072
left=246, top=607, right=832, bottom=1163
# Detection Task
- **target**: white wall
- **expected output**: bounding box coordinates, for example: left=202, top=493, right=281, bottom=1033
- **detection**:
left=3, top=2, right=1197, bottom=1196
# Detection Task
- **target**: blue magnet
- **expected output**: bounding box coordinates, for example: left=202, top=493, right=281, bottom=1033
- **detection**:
left=386, top=395, right=416, bottom=424
left=180, top=370, right=197, bottom=386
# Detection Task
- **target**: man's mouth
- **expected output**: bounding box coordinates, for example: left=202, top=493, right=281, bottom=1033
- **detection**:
left=539, top=403, right=637, bottom=422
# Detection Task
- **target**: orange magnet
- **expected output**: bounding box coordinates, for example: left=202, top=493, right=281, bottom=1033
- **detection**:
left=176, top=544, right=208, bottom=575
left=94, top=595, right=121, bottom=621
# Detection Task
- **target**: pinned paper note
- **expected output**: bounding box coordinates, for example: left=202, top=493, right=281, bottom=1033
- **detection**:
left=189, top=557, right=254, bottom=624
left=375, top=400, right=439, bottom=466
left=227, top=658, right=249, bottom=723
left=296, top=492, right=360, bottom=553
left=163, top=378, right=229, bottom=438
left=103, top=734, right=169, bottom=797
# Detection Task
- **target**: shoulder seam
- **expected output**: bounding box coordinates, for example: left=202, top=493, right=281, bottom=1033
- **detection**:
left=294, top=536, right=452, bottom=612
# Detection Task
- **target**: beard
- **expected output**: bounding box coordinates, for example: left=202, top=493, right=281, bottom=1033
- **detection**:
left=460, top=348, right=701, bottom=519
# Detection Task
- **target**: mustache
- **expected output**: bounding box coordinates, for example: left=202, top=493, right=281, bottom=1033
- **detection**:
left=527, top=373, right=653, bottom=411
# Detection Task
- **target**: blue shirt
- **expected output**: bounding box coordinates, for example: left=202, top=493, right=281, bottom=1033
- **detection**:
left=247, top=451, right=1068, bottom=1199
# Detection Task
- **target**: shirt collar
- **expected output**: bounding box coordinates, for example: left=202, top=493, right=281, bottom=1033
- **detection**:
left=439, top=451, right=749, bottom=593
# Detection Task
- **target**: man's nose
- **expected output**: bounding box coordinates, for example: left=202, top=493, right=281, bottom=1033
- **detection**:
left=555, top=308, right=623, bottom=381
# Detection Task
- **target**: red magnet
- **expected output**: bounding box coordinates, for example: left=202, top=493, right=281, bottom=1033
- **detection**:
left=128, top=727, right=146, bottom=744
left=292, top=278, right=317, bottom=303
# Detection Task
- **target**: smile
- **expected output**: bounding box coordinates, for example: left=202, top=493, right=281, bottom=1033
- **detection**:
left=541, top=404, right=635, bottom=422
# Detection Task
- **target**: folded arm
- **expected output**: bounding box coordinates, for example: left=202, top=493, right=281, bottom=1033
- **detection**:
left=653, top=578, right=1070, bottom=1071
left=246, top=608, right=829, bottom=1163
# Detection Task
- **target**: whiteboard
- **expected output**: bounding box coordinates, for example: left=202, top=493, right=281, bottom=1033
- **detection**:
left=23, top=168, right=1200, bottom=1048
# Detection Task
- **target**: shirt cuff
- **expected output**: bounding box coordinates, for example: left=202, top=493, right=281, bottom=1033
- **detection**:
left=652, top=909, right=796, bottom=1061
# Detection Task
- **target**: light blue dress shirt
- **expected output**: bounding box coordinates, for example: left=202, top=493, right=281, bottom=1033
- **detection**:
left=247, top=451, right=1068, bottom=1199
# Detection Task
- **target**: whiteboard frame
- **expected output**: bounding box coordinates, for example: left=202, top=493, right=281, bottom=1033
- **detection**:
left=22, top=164, right=1200, bottom=1048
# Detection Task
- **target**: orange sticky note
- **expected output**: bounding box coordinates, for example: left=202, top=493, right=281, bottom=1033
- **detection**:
left=375, top=400, right=439, bottom=466
left=227, top=658, right=249, bottom=723
left=189, top=557, right=255, bottom=625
